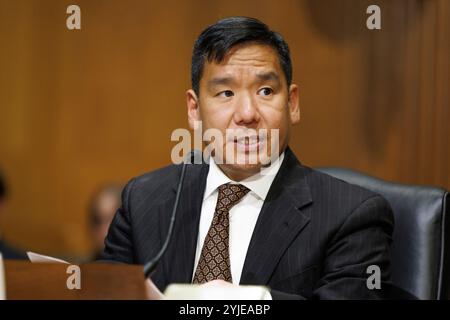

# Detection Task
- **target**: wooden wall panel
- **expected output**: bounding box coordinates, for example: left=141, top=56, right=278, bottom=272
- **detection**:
left=0, top=0, right=448, bottom=258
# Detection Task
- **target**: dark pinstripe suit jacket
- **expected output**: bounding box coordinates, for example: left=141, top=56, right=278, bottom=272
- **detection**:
left=101, top=147, right=394, bottom=299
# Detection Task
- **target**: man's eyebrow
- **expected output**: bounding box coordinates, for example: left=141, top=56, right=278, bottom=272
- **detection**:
left=256, top=71, right=280, bottom=83
left=207, top=76, right=234, bottom=87
left=207, top=72, right=280, bottom=88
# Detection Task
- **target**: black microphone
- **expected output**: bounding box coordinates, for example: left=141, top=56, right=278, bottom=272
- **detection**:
left=143, top=149, right=202, bottom=278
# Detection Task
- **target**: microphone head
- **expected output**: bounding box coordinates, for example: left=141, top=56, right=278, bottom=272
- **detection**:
left=185, top=149, right=203, bottom=165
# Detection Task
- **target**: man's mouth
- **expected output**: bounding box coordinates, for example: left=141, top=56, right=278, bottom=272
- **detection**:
left=233, top=135, right=264, bottom=152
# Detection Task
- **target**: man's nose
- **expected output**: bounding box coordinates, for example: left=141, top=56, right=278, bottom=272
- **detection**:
left=233, top=94, right=260, bottom=125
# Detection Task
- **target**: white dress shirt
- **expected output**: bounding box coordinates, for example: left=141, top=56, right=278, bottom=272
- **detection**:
left=191, top=152, right=285, bottom=285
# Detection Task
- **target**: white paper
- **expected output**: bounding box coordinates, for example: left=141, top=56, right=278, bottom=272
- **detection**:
left=27, top=251, right=69, bottom=264
left=164, top=284, right=271, bottom=300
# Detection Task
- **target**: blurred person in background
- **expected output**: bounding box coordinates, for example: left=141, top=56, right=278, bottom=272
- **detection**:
left=88, top=184, right=123, bottom=261
left=0, top=171, right=27, bottom=260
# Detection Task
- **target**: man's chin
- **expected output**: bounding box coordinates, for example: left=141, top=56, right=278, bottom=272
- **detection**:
left=218, top=162, right=263, bottom=181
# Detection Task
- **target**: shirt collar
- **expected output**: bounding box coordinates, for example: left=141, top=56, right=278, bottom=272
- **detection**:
left=203, top=152, right=285, bottom=201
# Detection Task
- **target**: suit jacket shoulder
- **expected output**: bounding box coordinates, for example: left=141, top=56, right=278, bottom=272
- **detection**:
left=303, top=166, right=393, bottom=221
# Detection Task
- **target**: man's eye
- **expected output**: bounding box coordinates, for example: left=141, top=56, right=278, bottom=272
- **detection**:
left=258, top=87, right=273, bottom=96
left=218, top=90, right=234, bottom=98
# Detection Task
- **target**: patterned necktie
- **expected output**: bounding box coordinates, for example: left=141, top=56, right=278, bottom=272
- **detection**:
left=192, top=183, right=250, bottom=284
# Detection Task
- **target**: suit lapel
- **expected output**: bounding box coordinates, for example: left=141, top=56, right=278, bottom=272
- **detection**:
left=158, top=148, right=312, bottom=287
left=159, top=162, right=209, bottom=286
left=240, top=148, right=313, bottom=285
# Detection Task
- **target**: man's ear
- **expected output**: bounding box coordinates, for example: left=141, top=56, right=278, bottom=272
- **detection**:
left=186, top=89, right=201, bottom=130
left=288, top=84, right=300, bottom=125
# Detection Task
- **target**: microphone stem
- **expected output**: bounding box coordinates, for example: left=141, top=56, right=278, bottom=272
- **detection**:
left=143, top=162, right=188, bottom=278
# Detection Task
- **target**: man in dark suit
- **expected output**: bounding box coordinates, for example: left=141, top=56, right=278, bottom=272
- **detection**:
left=101, top=16, right=394, bottom=299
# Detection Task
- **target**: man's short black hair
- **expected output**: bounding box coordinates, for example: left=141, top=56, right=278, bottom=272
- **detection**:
left=191, top=16, right=292, bottom=95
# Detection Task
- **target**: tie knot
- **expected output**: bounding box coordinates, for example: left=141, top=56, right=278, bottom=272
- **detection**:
left=217, top=183, right=250, bottom=212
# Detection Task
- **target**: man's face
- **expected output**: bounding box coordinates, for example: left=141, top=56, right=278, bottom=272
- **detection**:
left=187, top=43, right=299, bottom=180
